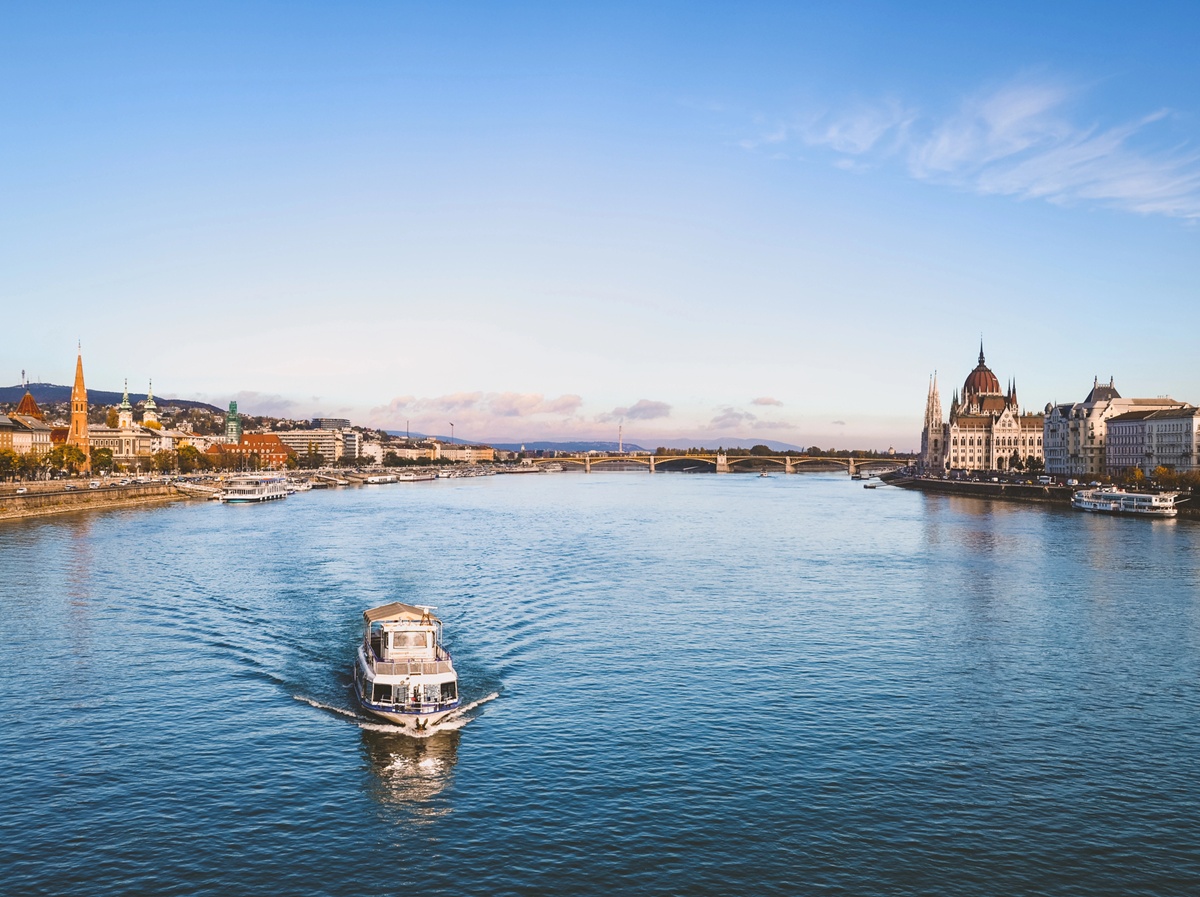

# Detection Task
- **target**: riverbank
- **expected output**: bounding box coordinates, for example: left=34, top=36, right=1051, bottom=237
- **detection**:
left=884, top=473, right=1200, bottom=519
left=0, top=483, right=190, bottom=521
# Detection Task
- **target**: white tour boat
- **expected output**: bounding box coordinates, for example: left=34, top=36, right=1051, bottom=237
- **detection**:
left=354, top=602, right=460, bottom=731
left=1071, top=486, right=1180, bottom=517
left=219, top=474, right=288, bottom=503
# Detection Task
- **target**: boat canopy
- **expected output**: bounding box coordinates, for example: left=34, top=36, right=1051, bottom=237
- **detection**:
left=363, top=602, right=438, bottom=624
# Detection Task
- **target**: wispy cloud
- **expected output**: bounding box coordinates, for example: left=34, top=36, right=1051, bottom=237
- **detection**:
left=751, top=396, right=784, bottom=406
left=369, top=391, right=583, bottom=437
left=740, top=76, right=1200, bottom=219
left=710, top=407, right=756, bottom=429
left=598, top=399, right=672, bottom=422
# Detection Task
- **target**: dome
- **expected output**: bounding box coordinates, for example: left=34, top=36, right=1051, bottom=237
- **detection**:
left=962, top=344, right=1001, bottom=397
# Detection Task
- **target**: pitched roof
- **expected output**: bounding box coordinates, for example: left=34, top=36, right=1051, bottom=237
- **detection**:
left=363, top=602, right=439, bottom=624
left=15, top=391, right=43, bottom=420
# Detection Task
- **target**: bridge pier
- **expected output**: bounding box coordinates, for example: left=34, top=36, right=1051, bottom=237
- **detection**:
left=716, top=452, right=729, bottom=474
left=785, top=457, right=794, bottom=474
left=649, top=456, right=656, bottom=473
left=585, top=455, right=591, bottom=474
left=847, top=458, right=856, bottom=476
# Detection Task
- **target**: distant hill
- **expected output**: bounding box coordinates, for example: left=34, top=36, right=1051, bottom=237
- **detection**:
left=0, top=383, right=223, bottom=413
left=489, top=441, right=649, bottom=453
left=652, top=438, right=810, bottom=452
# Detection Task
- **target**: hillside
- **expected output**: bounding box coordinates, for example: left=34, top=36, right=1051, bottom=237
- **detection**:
left=0, top=383, right=223, bottom=413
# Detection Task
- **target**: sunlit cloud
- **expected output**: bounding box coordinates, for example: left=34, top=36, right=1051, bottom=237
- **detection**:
left=369, top=391, right=584, bottom=437
left=598, top=399, right=672, bottom=422
left=710, top=407, right=756, bottom=429
left=740, top=75, right=1200, bottom=219
left=751, top=396, right=784, bottom=406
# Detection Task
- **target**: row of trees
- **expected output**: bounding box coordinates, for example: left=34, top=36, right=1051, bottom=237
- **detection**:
left=1116, top=466, right=1200, bottom=490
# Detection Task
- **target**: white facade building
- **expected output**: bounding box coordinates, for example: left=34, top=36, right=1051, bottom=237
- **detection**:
left=1043, top=378, right=1185, bottom=478
left=273, top=428, right=360, bottom=462
left=1145, top=407, right=1200, bottom=473
left=920, top=344, right=1043, bottom=474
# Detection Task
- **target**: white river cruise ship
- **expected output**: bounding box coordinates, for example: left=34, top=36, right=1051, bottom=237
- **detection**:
left=354, top=602, right=460, bottom=733
left=219, top=474, right=288, bottom=503
left=1071, top=487, right=1180, bottom=517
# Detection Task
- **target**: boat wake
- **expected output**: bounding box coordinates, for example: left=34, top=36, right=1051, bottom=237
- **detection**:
left=294, top=691, right=499, bottom=738
left=391, top=691, right=501, bottom=738
left=294, top=695, right=362, bottom=720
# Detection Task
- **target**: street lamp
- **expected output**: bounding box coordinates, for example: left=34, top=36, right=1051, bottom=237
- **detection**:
left=449, top=422, right=454, bottom=445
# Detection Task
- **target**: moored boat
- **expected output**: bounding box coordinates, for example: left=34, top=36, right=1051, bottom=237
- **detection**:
left=354, top=602, right=460, bottom=732
left=219, top=474, right=288, bottom=503
left=1071, top=486, right=1179, bottom=517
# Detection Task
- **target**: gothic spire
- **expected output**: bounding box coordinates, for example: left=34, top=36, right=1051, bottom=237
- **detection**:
left=119, top=379, right=132, bottom=411
left=978, top=338, right=985, bottom=365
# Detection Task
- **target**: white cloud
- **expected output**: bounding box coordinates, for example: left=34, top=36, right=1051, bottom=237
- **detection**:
left=709, top=407, right=756, bottom=429
left=751, top=396, right=784, bottom=406
left=742, top=76, right=1200, bottom=219
left=598, top=399, right=672, bottom=422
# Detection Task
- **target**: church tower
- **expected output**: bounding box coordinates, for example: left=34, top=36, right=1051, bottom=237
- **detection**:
left=225, top=400, right=242, bottom=444
left=67, top=347, right=90, bottom=470
left=118, top=380, right=134, bottom=429
left=142, top=380, right=159, bottom=426
left=920, top=373, right=945, bottom=473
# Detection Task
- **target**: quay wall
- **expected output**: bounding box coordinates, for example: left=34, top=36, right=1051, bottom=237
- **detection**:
left=885, top=475, right=1200, bottom=519
left=0, top=484, right=189, bottom=521
left=885, top=475, right=1073, bottom=504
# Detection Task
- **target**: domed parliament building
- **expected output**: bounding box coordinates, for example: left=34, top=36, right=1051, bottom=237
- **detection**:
left=920, top=344, right=1044, bottom=473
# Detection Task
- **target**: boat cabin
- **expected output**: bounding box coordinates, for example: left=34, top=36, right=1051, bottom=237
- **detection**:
left=363, top=601, right=442, bottom=663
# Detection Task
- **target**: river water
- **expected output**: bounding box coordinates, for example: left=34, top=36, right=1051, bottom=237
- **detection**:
left=2, top=473, right=1199, bottom=896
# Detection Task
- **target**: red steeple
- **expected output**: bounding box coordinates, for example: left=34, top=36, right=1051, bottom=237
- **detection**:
left=67, top=348, right=90, bottom=469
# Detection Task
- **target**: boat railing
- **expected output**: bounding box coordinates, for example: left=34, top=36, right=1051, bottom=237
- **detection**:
left=365, top=641, right=453, bottom=676
left=371, top=659, right=455, bottom=676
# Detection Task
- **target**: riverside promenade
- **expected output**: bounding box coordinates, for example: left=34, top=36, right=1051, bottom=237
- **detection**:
left=884, top=472, right=1200, bottom=520
left=0, top=482, right=187, bottom=521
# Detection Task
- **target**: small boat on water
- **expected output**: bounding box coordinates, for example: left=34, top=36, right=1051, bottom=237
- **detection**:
left=219, top=474, right=288, bottom=503
left=354, top=602, right=460, bottom=731
left=365, top=474, right=398, bottom=484
left=1071, top=486, right=1180, bottom=517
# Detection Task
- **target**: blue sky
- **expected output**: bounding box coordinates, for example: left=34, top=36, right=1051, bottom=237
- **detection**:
left=3, top=2, right=1198, bottom=449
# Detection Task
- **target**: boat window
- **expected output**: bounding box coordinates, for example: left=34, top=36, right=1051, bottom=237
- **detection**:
left=393, top=631, right=428, bottom=648
left=441, top=681, right=457, bottom=701
left=372, top=683, right=393, bottom=703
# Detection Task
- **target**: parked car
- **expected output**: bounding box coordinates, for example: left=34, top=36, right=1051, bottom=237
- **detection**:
left=16, top=487, right=27, bottom=494
left=1066, top=479, right=1079, bottom=486
left=89, top=481, right=101, bottom=489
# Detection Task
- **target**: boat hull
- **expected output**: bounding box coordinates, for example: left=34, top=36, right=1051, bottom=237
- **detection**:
left=356, top=700, right=460, bottom=730
left=353, top=644, right=460, bottom=732
left=1071, top=502, right=1176, bottom=517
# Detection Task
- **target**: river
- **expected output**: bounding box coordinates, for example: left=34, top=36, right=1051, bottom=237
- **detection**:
left=2, top=473, right=1199, bottom=895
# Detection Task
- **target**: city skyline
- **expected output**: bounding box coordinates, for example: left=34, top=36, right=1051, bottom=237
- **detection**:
left=4, top=3, right=1198, bottom=449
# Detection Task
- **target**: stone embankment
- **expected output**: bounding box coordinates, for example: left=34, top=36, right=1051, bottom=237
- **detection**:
left=883, top=473, right=1200, bottom=519
left=0, top=483, right=192, bottom=521
left=883, top=474, right=1073, bottom=504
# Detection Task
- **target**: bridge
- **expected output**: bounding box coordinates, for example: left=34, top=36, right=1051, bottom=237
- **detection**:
left=528, top=453, right=908, bottom=475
